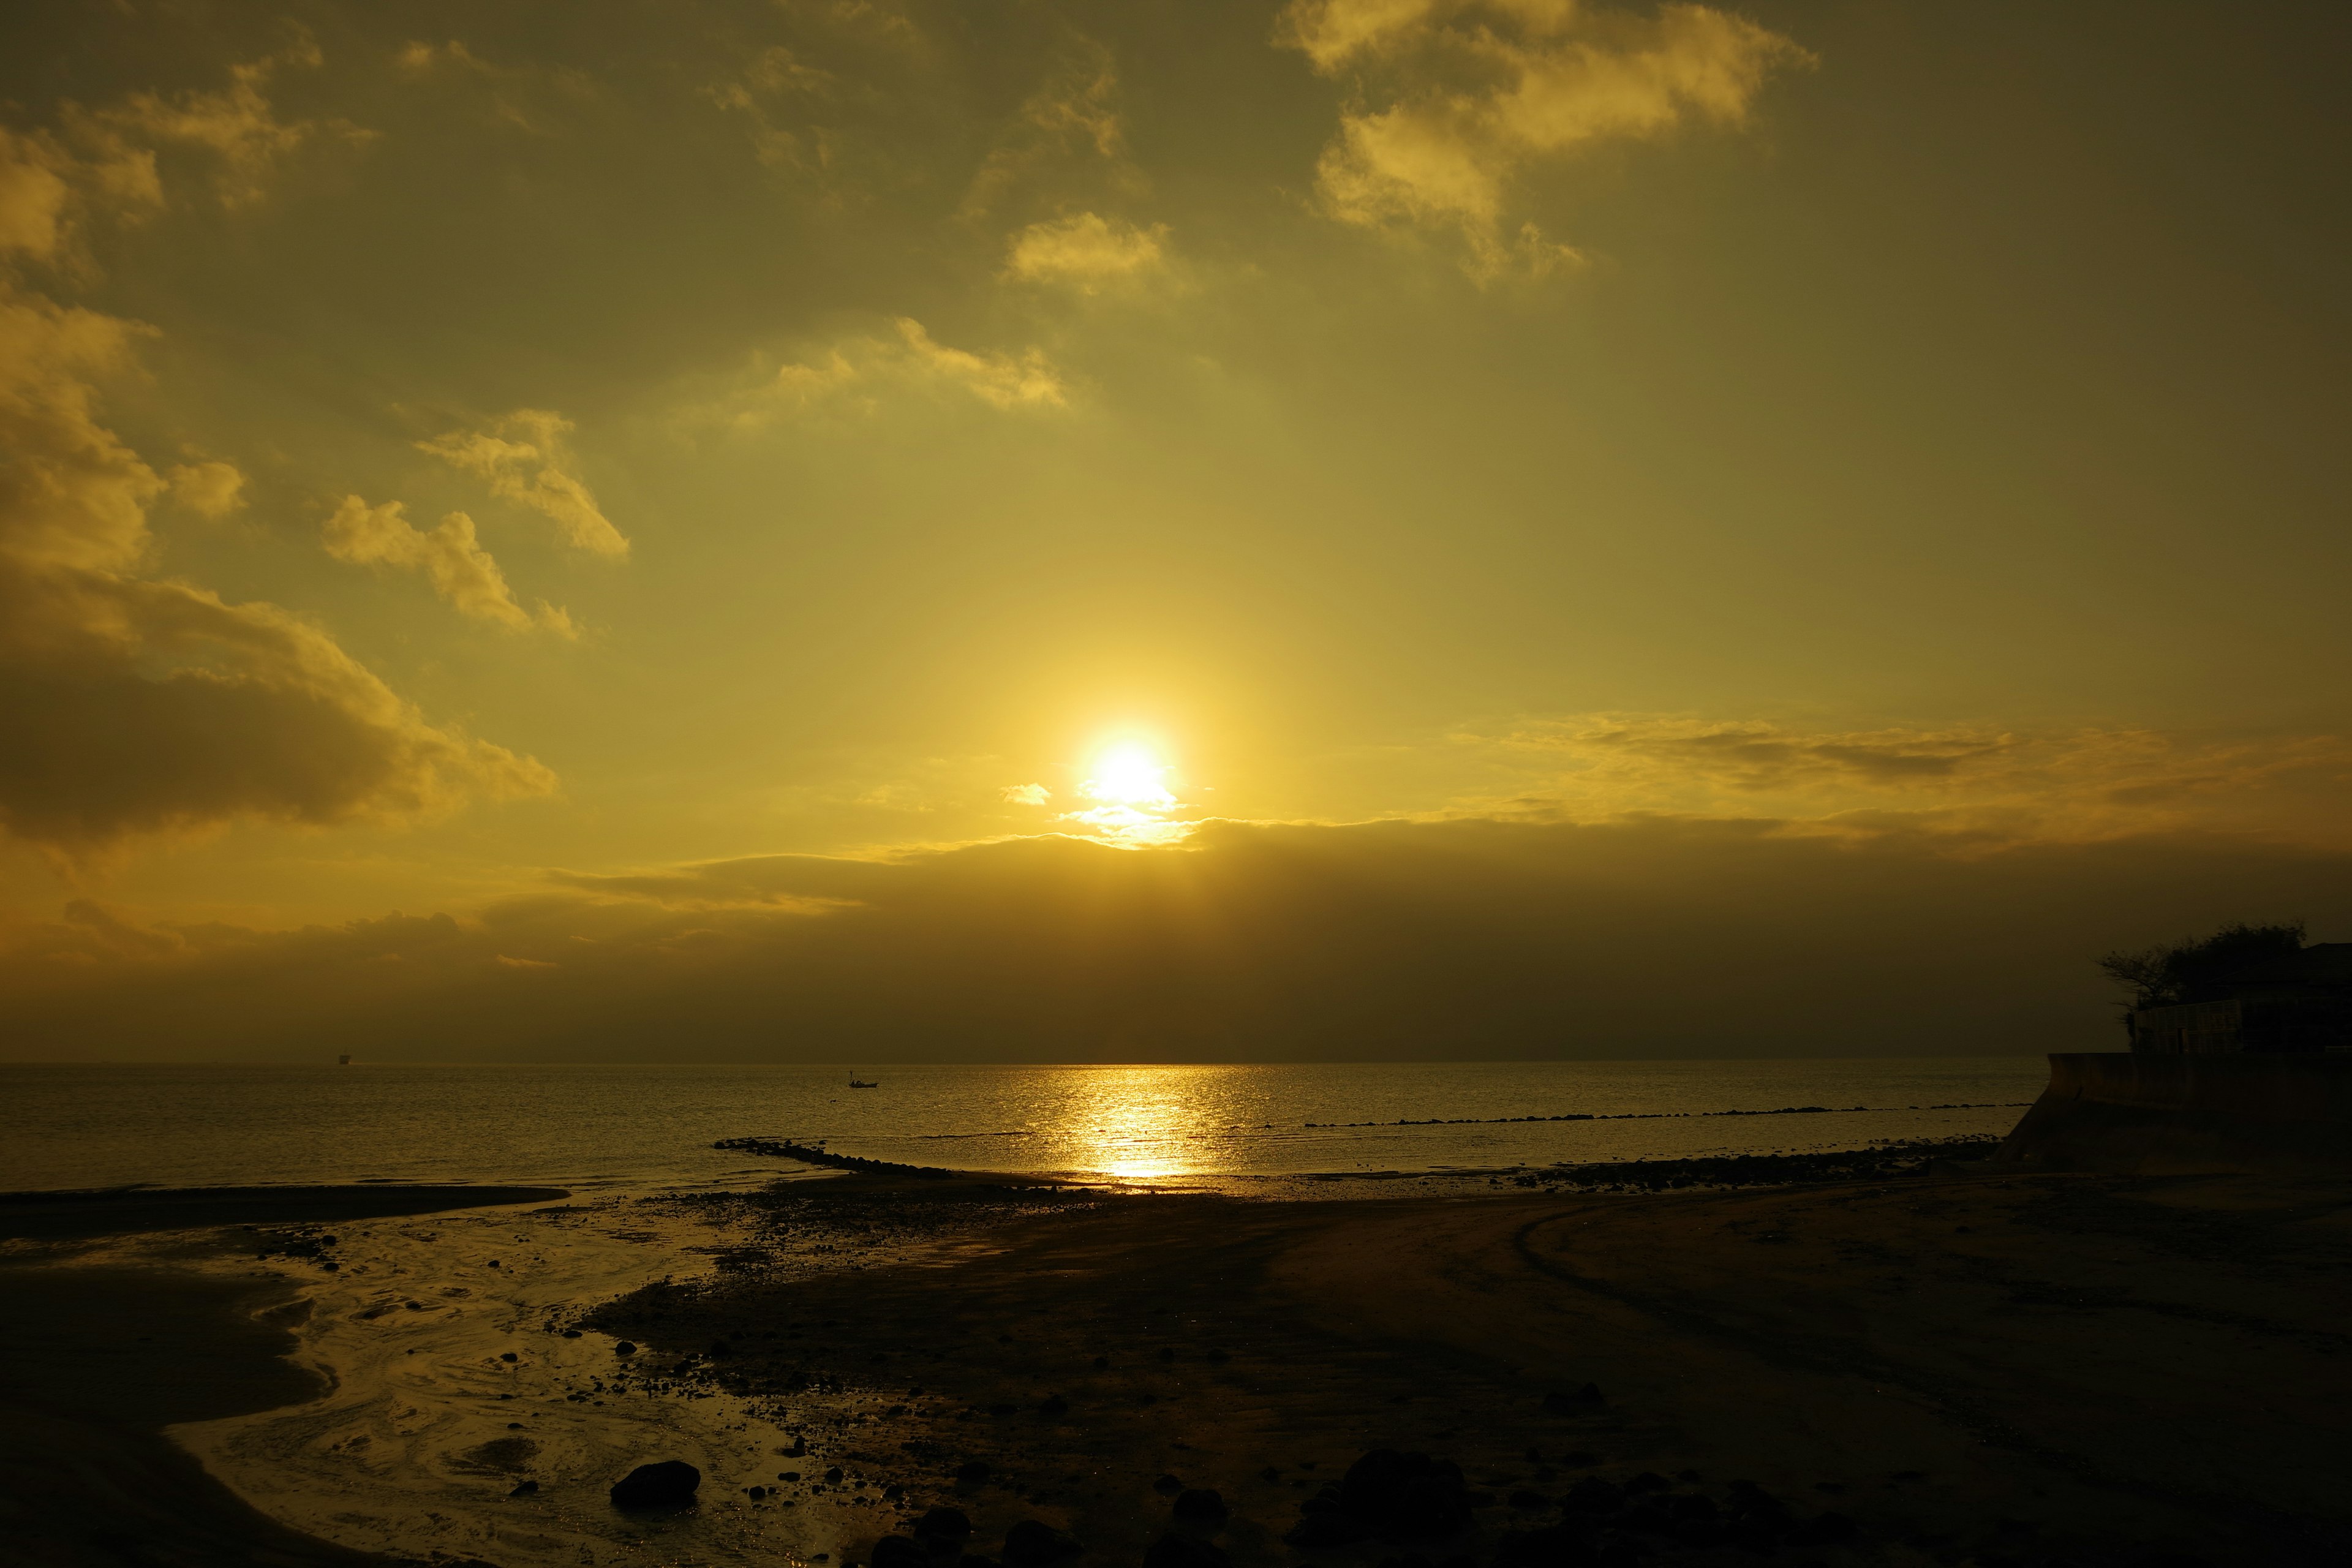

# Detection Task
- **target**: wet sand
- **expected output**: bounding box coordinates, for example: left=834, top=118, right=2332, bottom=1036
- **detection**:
left=0, top=1186, right=565, bottom=1567
left=4, top=1165, right=2349, bottom=1567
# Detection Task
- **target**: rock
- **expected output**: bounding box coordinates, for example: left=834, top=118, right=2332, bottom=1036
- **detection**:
left=499, top=1352, right=519, bottom=1363
left=1284, top=1512, right=1371, bottom=1550
left=1258, top=1466, right=1282, bottom=1483
left=1172, top=1489, right=1228, bottom=1528
left=1507, top=1490, right=1551, bottom=1511
left=1492, top=1523, right=1596, bottom=1568
left=1144, top=1533, right=1231, bottom=1568
left=1559, top=1479, right=1620, bottom=1515
left=872, top=1536, right=927, bottom=1568
left=508, top=1480, right=540, bottom=1498
left=1335, top=1450, right=1473, bottom=1542
left=913, top=1506, right=974, bottom=1545
left=1002, top=1519, right=1083, bottom=1567
left=614, top=1341, right=636, bottom=1354
left=748, top=1485, right=767, bottom=1500
left=1539, top=1385, right=1604, bottom=1415
left=1153, top=1474, right=1185, bottom=1495
left=779, top=1471, right=802, bottom=1482
left=956, top=1461, right=992, bottom=1485
left=1039, top=1394, right=1070, bottom=1417
left=609, top=1460, right=701, bottom=1509
left=826, top=1466, right=846, bottom=1484
left=1787, top=1510, right=1857, bottom=1545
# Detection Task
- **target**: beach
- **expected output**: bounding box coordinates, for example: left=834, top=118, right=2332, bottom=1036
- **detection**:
left=5, top=1148, right=2350, bottom=1568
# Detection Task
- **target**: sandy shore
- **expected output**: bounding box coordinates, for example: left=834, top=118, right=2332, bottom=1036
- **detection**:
left=0, top=1186, right=567, bottom=1567
left=4, top=1161, right=2348, bottom=1567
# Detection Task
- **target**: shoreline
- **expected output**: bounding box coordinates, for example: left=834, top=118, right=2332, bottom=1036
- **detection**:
left=3, top=1150, right=2347, bottom=1567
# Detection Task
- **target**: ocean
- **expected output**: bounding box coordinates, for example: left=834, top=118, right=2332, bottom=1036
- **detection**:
left=0, top=1057, right=2048, bottom=1194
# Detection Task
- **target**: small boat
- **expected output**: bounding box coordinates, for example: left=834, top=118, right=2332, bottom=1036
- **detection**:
left=848, top=1079, right=879, bottom=1089
left=337, top=1054, right=353, bottom=1066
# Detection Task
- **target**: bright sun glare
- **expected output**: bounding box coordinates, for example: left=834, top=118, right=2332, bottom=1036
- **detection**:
left=1084, top=742, right=1175, bottom=808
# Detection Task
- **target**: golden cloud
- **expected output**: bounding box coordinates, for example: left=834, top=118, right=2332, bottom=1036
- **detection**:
left=708, top=317, right=1070, bottom=426
left=1005, top=212, right=1170, bottom=291
left=418, top=409, right=630, bottom=559
left=322, top=495, right=576, bottom=635
left=0, top=173, right=551, bottom=857
left=1455, top=714, right=2352, bottom=849
left=962, top=40, right=1129, bottom=219
left=15, top=821, right=2352, bottom=1062
left=167, top=459, right=246, bottom=519
left=1281, top=0, right=1812, bottom=280
left=82, top=38, right=374, bottom=210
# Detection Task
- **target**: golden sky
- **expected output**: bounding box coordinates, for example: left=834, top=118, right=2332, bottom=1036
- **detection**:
left=6, top=1, right=2351, bottom=1060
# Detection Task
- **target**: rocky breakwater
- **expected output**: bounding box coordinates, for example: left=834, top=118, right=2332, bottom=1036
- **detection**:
left=715, top=1136, right=956, bottom=1180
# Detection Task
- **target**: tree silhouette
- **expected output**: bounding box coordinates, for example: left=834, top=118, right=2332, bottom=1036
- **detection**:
left=2097, top=920, right=2307, bottom=1011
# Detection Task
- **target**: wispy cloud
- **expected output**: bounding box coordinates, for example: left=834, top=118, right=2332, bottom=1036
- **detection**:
left=1451, top=713, right=2352, bottom=848
left=1280, top=0, right=1811, bottom=281
left=0, top=286, right=551, bottom=861
left=1005, top=212, right=1170, bottom=292
left=706, top=317, right=1070, bottom=427
left=962, top=41, right=1130, bottom=219
left=322, top=495, right=576, bottom=635
left=86, top=37, right=374, bottom=209
left=418, top=409, right=629, bottom=558
left=166, top=459, right=245, bottom=518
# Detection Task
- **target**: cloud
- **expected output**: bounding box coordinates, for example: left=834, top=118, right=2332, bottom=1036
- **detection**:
left=1001, top=783, right=1052, bottom=805
left=87, top=38, right=374, bottom=209
left=418, top=409, right=629, bottom=558
left=322, top=495, right=575, bottom=635
left=393, top=38, right=601, bottom=138
left=167, top=459, right=246, bottom=518
left=892, top=319, right=1068, bottom=409
left=1005, top=212, right=1169, bottom=291
left=0, top=127, right=81, bottom=262
left=0, top=285, right=552, bottom=859
left=14, top=818, right=2352, bottom=1063
left=709, top=318, right=1070, bottom=426
left=962, top=41, right=1131, bottom=219
left=0, top=43, right=366, bottom=270
left=1452, top=714, right=2352, bottom=848
left=706, top=46, right=835, bottom=172
left=1280, top=0, right=1812, bottom=280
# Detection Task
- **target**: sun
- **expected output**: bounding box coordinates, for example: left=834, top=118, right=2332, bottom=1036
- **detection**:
left=1082, top=741, right=1175, bottom=809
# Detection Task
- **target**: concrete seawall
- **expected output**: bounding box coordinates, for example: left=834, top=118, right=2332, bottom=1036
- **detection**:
left=1997, top=1052, right=2352, bottom=1173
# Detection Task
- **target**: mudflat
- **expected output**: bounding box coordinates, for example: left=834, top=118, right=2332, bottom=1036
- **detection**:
left=4, top=1169, right=2348, bottom=1567
left=581, top=1166, right=2352, bottom=1568
left=0, top=1186, right=567, bottom=1567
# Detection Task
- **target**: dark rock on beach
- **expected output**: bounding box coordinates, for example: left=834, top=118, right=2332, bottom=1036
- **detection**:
left=1003, top=1518, right=1084, bottom=1567
left=609, top=1459, right=700, bottom=1509
left=1287, top=1450, right=1476, bottom=1547
left=1171, top=1488, right=1228, bottom=1528
left=1144, top=1532, right=1231, bottom=1568
left=1539, top=1385, right=1602, bottom=1415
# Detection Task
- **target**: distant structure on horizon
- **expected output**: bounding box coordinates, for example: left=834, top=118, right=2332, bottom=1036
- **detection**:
left=2127, top=943, right=2352, bottom=1055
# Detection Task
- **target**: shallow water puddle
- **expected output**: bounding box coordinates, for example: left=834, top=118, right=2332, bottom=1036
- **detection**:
left=74, top=1192, right=930, bottom=1566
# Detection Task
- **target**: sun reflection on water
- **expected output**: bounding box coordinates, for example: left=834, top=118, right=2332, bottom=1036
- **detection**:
left=1042, top=1065, right=1248, bottom=1182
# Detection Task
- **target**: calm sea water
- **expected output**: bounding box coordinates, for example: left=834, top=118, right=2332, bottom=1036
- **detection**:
left=0, top=1058, right=2048, bottom=1194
